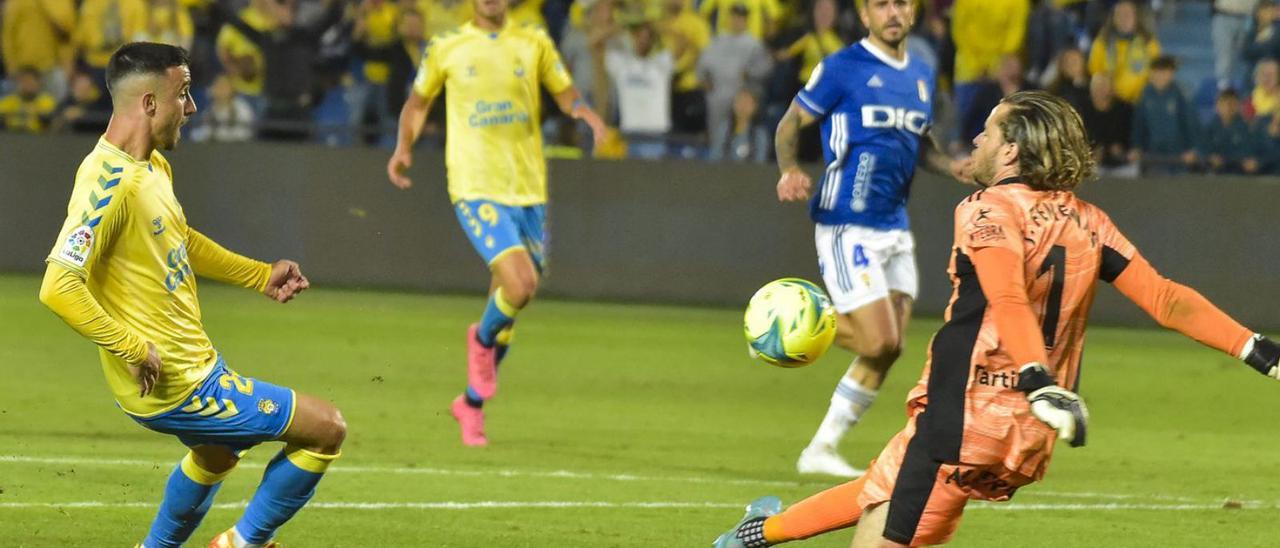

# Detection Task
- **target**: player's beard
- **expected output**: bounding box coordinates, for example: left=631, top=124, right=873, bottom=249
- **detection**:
left=158, top=122, right=181, bottom=150
left=872, top=21, right=909, bottom=48
left=971, top=151, right=997, bottom=186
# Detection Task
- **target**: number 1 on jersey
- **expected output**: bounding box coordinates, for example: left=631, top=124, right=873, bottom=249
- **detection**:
left=1037, top=245, right=1066, bottom=348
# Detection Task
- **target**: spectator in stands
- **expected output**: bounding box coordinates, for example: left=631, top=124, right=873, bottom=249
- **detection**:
left=1079, top=72, right=1136, bottom=175
left=216, top=0, right=278, bottom=115
left=74, top=0, right=148, bottom=78
left=1047, top=47, right=1090, bottom=112
left=605, top=16, right=675, bottom=159
left=2, top=0, right=76, bottom=99
left=776, top=0, right=843, bottom=86
left=950, top=0, right=1029, bottom=151
left=1130, top=56, right=1198, bottom=175
left=959, top=55, right=1033, bottom=146
left=697, top=3, right=771, bottom=161
left=135, top=0, right=194, bottom=50
left=1025, top=0, right=1084, bottom=85
left=1245, top=58, right=1280, bottom=119
left=212, top=0, right=347, bottom=141
left=658, top=0, right=712, bottom=135
left=191, top=73, right=257, bottom=143
left=351, top=0, right=402, bottom=145
left=50, top=71, right=111, bottom=134
left=1201, top=89, right=1261, bottom=174
left=1244, top=1, right=1280, bottom=78
left=0, top=67, right=58, bottom=133
left=727, top=87, right=768, bottom=162
left=386, top=7, right=429, bottom=123
left=699, top=0, right=781, bottom=41
left=563, top=0, right=611, bottom=112
left=1088, top=0, right=1160, bottom=104
left=1212, top=0, right=1260, bottom=90
left=1251, top=110, right=1280, bottom=173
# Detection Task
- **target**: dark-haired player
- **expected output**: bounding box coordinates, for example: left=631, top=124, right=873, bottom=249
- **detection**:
left=39, top=42, right=344, bottom=548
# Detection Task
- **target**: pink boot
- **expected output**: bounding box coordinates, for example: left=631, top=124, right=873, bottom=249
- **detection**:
left=450, top=395, right=488, bottom=447
left=467, top=323, right=498, bottom=399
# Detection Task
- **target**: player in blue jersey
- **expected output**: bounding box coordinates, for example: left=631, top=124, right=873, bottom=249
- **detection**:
left=774, top=0, right=968, bottom=478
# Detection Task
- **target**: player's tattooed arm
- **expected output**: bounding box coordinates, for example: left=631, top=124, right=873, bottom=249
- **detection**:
left=920, top=130, right=974, bottom=185
left=775, top=102, right=818, bottom=202
left=775, top=101, right=816, bottom=174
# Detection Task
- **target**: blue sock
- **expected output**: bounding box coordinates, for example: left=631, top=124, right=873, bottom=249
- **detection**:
left=235, top=446, right=338, bottom=544
left=476, top=288, right=518, bottom=347
left=143, top=452, right=230, bottom=548
left=464, top=386, right=485, bottom=409
left=495, top=324, right=514, bottom=365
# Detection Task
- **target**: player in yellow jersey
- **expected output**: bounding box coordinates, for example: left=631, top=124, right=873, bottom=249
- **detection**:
left=38, top=43, right=345, bottom=548
left=386, top=0, right=606, bottom=446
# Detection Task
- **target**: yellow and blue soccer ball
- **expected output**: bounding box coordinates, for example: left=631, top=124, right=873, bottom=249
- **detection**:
left=744, top=278, right=837, bottom=367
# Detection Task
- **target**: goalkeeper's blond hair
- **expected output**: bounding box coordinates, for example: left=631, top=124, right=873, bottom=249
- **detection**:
left=996, top=91, right=1097, bottom=192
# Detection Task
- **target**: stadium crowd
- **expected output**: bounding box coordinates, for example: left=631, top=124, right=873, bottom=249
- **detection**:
left=2, top=0, right=1279, bottom=174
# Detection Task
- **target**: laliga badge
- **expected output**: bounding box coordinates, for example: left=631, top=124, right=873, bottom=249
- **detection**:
left=917, top=79, right=930, bottom=103
left=59, top=226, right=94, bottom=267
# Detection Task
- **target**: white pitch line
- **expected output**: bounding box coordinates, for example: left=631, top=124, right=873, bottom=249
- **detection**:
left=0, top=455, right=1254, bottom=506
left=0, top=501, right=1274, bottom=511
left=0, top=455, right=815, bottom=488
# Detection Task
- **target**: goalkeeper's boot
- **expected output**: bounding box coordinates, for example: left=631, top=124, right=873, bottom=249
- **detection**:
left=450, top=395, right=488, bottom=446
left=712, top=496, right=783, bottom=548
left=796, top=444, right=864, bottom=478
left=209, top=528, right=278, bottom=548
left=466, top=323, right=498, bottom=399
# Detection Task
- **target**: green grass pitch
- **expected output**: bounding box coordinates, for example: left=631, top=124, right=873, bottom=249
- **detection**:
left=1, top=273, right=1278, bottom=547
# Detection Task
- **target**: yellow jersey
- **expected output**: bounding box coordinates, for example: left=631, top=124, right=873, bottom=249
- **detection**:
left=784, top=30, right=845, bottom=84
left=45, top=138, right=270, bottom=416
left=0, top=93, right=57, bottom=133
left=412, top=20, right=574, bottom=206
left=215, top=6, right=276, bottom=97
left=75, top=0, right=149, bottom=69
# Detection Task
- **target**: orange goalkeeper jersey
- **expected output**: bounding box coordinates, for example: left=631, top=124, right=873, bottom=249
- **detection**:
left=905, top=179, right=1253, bottom=480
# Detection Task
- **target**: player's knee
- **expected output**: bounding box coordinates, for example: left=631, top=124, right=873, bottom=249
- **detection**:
left=315, top=405, right=347, bottom=453
left=505, top=274, right=539, bottom=306
left=852, top=334, right=902, bottom=364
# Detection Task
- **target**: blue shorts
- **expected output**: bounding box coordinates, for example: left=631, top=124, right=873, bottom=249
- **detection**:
left=454, top=199, right=548, bottom=273
left=131, top=357, right=296, bottom=453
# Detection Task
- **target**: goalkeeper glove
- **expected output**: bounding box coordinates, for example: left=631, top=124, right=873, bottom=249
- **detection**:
left=1016, top=362, right=1089, bottom=448
left=1242, top=334, right=1280, bottom=380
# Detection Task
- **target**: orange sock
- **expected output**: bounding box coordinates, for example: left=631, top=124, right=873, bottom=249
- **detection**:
left=763, top=475, right=868, bottom=543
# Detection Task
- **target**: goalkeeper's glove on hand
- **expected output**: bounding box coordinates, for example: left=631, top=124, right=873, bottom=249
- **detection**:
left=1241, top=334, right=1280, bottom=380
left=1016, top=362, right=1088, bottom=448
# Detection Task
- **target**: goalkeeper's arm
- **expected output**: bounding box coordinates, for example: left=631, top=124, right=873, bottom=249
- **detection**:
left=971, top=246, right=1089, bottom=447
left=1108, top=250, right=1278, bottom=379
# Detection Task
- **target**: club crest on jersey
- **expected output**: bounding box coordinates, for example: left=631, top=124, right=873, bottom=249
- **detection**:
left=918, top=79, right=930, bottom=103
left=257, top=398, right=279, bottom=415
left=58, top=226, right=94, bottom=267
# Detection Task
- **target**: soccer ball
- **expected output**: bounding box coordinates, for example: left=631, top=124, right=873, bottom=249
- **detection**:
left=744, top=278, right=837, bottom=367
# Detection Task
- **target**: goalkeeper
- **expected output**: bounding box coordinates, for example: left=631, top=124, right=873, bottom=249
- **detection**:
left=713, top=91, right=1280, bottom=547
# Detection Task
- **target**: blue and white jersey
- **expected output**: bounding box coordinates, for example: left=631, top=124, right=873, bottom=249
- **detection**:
left=795, top=39, right=935, bottom=229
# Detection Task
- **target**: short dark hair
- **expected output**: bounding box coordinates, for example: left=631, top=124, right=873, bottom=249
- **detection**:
left=1150, top=55, right=1178, bottom=71
left=105, top=42, right=190, bottom=96
left=1217, top=88, right=1240, bottom=101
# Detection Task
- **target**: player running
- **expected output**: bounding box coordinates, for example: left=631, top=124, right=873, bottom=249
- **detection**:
left=38, top=43, right=345, bottom=548
left=774, top=0, right=965, bottom=477
left=386, top=0, right=606, bottom=447
left=713, top=90, right=1280, bottom=547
